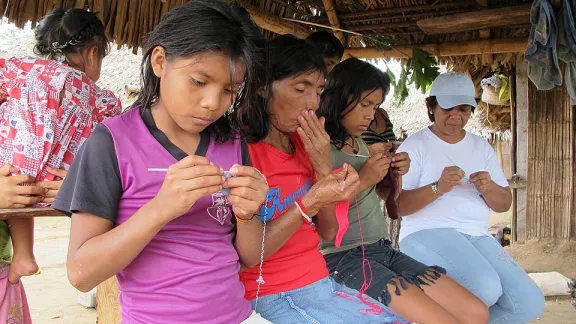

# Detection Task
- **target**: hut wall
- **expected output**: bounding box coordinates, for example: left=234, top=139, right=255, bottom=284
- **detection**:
left=526, top=75, right=576, bottom=240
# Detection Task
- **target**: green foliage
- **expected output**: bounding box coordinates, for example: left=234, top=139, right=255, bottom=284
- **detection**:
left=387, top=47, right=440, bottom=104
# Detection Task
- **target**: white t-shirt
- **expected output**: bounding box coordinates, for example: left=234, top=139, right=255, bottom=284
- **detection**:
left=397, top=128, right=508, bottom=241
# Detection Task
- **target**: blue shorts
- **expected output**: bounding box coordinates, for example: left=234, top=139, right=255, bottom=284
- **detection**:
left=251, top=276, right=408, bottom=324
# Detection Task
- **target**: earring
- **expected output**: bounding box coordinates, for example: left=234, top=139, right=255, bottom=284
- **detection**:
left=429, top=111, right=434, bottom=115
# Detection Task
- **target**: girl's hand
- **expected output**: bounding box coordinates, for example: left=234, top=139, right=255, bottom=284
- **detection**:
left=359, top=153, right=391, bottom=187
left=0, top=164, right=45, bottom=208
left=36, top=167, right=68, bottom=203
left=391, top=152, right=410, bottom=176
left=152, top=156, right=225, bottom=221
left=224, top=164, right=269, bottom=219
left=297, top=110, right=331, bottom=176
left=303, top=164, right=360, bottom=215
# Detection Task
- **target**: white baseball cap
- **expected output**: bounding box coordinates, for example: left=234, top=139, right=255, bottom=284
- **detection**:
left=429, top=72, right=478, bottom=109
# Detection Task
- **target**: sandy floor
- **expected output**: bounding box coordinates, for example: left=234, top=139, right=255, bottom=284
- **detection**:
left=20, top=215, right=575, bottom=324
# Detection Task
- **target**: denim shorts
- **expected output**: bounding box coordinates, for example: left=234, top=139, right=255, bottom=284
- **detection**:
left=324, top=239, right=446, bottom=305
left=250, top=276, right=408, bottom=324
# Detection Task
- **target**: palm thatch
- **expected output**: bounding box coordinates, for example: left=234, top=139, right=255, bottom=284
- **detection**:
left=1, top=0, right=527, bottom=137
left=0, top=0, right=531, bottom=59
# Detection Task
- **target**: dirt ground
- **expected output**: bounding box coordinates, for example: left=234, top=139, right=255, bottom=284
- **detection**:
left=20, top=215, right=575, bottom=324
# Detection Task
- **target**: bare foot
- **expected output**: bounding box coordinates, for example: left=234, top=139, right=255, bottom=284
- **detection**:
left=8, top=253, right=39, bottom=284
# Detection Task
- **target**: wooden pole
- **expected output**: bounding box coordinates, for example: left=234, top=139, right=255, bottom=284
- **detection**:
left=476, top=0, right=494, bottom=66
left=514, top=56, right=529, bottom=242
left=510, top=66, right=518, bottom=242
left=321, top=0, right=345, bottom=44
left=96, top=277, right=121, bottom=324
left=220, top=0, right=311, bottom=38
left=416, top=3, right=531, bottom=35
left=344, top=38, right=527, bottom=59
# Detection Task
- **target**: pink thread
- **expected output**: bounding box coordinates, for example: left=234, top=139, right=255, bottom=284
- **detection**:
left=334, top=167, right=350, bottom=247
left=336, top=194, right=405, bottom=323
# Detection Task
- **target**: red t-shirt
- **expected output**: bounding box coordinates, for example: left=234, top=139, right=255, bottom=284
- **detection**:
left=241, top=134, right=329, bottom=300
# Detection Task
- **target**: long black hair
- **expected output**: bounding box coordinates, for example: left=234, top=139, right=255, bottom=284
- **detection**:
left=133, top=0, right=266, bottom=142
left=240, top=34, right=325, bottom=143
left=318, top=58, right=390, bottom=149
left=33, top=8, right=110, bottom=60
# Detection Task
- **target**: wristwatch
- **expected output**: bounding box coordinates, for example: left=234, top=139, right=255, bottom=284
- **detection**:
left=431, top=181, right=442, bottom=197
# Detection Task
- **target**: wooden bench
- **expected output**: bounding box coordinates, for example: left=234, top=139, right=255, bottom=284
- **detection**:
left=1, top=207, right=121, bottom=323
left=0, top=207, right=65, bottom=219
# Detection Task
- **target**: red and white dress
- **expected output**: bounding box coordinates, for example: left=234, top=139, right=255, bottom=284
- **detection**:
left=0, top=56, right=122, bottom=181
left=0, top=57, right=121, bottom=324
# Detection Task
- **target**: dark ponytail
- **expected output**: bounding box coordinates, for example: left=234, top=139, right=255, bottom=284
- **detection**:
left=33, top=8, right=109, bottom=60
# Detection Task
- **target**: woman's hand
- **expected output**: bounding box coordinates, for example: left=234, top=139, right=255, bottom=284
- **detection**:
left=391, top=152, right=410, bottom=176
left=469, top=171, right=496, bottom=195
left=225, top=164, right=269, bottom=219
left=359, top=153, right=391, bottom=188
left=437, top=166, right=465, bottom=195
left=151, top=156, right=225, bottom=222
left=297, top=110, right=331, bottom=177
left=0, top=164, right=46, bottom=208
left=303, top=164, right=360, bottom=215
left=36, top=167, right=68, bottom=204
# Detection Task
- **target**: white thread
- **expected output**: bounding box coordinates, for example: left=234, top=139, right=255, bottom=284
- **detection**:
left=253, top=167, right=268, bottom=312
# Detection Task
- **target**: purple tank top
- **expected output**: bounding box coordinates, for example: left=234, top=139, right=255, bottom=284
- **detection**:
left=103, top=108, right=251, bottom=324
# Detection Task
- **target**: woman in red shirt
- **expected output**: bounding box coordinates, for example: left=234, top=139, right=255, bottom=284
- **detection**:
left=235, top=34, right=408, bottom=324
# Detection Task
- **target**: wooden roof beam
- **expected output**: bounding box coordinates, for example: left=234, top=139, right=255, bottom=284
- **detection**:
left=336, top=1, right=475, bottom=20
left=344, top=38, right=527, bottom=59
left=321, top=0, right=345, bottom=44
left=221, top=1, right=311, bottom=38
left=416, top=3, right=531, bottom=35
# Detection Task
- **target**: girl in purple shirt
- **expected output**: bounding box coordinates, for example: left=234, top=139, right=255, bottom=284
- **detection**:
left=53, top=1, right=270, bottom=323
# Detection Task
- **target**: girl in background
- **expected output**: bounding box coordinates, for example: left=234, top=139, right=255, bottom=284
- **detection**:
left=1, top=8, right=120, bottom=323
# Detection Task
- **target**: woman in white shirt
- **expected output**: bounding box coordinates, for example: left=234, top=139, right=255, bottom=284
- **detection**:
left=397, top=72, right=544, bottom=324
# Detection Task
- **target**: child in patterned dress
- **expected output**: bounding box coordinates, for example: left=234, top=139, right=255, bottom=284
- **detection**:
left=0, top=8, right=121, bottom=323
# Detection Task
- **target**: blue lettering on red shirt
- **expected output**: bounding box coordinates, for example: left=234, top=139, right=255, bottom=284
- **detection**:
left=259, top=178, right=313, bottom=222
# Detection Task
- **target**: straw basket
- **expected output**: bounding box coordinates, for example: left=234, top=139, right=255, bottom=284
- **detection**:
left=481, top=85, right=509, bottom=106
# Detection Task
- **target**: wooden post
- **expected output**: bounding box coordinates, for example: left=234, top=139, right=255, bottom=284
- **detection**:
left=321, top=0, right=345, bottom=44
left=514, top=56, right=529, bottom=242
left=495, top=137, right=503, bottom=167
left=96, top=277, right=121, bottom=324
left=510, top=66, right=518, bottom=242
left=476, top=0, right=494, bottom=66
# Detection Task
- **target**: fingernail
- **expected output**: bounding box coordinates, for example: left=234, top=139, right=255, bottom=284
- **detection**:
left=44, top=188, right=49, bottom=193
left=222, top=176, right=226, bottom=183
left=298, top=116, right=304, bottom=121
left=297, top=127, right=303, bottom=132
left=230, top=164, right=239, bottom=174
left=219, top=167, right=224, bottom=174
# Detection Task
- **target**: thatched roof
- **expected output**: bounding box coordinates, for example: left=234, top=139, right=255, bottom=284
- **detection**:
left=2, top=0, right=522, bottom=138
left=0, top=0, right=531, bottom=64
